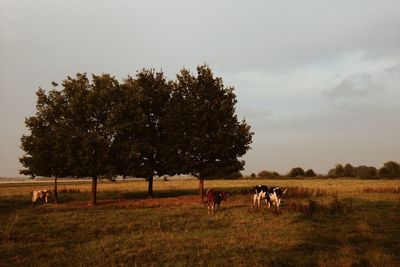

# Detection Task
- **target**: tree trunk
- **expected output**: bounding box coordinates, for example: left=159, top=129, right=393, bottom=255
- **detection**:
left=148, top=175, right=153, bottom=197
left=54, top=176, right=59, bottom=204
left=199, top=178, right=204, bottom=203
left=88, top=176, right=97, bottom=206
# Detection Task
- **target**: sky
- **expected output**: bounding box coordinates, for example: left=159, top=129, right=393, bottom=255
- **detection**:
left=1, top=0, right=399, bottom=177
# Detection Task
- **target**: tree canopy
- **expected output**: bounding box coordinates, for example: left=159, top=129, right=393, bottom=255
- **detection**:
left=20, top=65, right=253, bottom=204
left=163, top=65, right=253, bottom=200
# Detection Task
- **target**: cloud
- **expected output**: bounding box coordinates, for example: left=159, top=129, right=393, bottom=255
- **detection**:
left=236, top=106, right=273, bottom=119
left=324, top=73, right=381, bottom=98
left=384, top=64, right=400, bottom=78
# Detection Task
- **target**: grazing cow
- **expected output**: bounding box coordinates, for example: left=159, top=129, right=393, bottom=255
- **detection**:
left=266, top=187, right=287, bottom=211
left=32, top=189, right=51, bottom=205
left=253, top=185, right=287, bottom=211
left=253, top=185, right=269, bottom=208
left=206, top=189, right=230, bottom=215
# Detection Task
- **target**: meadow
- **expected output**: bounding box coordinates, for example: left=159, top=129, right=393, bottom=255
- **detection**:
left=0, top=178, right=399, bottom=267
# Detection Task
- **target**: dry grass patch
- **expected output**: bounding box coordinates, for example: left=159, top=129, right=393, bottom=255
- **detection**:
left=362, top=186, right=400, bottom=194
left=1, top=179, right=400, bottom=266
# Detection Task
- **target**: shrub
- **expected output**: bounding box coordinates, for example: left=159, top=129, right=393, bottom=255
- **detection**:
left=335, top=164, right=345, bottom=177
left=304, top=169, right=316, bottom=177
left=355, top=165, right=377, bottom=178
left=258, top=170, right=272, bottom=178
left=272, top=171, right=280, bottom=177
left=379, top=166, right=390, bottom=177
left=288, top=167, right=305, bottom=177
left=257, top=170, right=280, bottom=178
left=327, top=168, right=337, bottom=177
left=381, top=161, right=400, bottom=178
left=344, top=163, right=355, bottom=177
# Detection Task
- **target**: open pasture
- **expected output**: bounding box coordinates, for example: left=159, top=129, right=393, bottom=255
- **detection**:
left=1, top=179, right=399, bottom=266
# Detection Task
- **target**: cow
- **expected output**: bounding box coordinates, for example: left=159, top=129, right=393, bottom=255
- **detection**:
left=253, top=185, right=287, bottom=211
left=253, top=185, right=269, bottom=208
left=266, top=187, right=287, bottom=211
left=32, top=189, right=52, bottom=205
left=206, top=188, right=230, bottom=215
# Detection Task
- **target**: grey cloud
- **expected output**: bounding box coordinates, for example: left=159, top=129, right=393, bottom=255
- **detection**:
left=2, top=0, right=400, bottom=176
left=253, top=103, right=400, bottom=134
left=236, top=106, right=273, bottom=119
left=324, top=73, right=381, bottom=98
left=384, top=64, right=400, bottom=78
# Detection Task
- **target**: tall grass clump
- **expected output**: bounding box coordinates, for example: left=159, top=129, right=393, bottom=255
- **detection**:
left=362, top=186, right=400, bottom=194
left=286, top=197, right=353, bottom=217
left=286, top=187, right=338, bottom=198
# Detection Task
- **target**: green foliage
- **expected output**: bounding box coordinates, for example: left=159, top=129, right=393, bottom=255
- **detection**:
left=289, top=167, right=305, bottom=177
left=20, top=73, right=146, bottom=204
left=344, top=163, right=355, bottom=177
left=304, top=169, right=316, bottom=177
left=163, top=65, right=253, bottom=180
left=340, top=161, right=400, bottom=178
left=258, top=170, right=272, bottom=177
left=335, top=164, right=345, bottom=177
left=128, top=69, right=173, bottom=177
left=379, top=166, right=390, bottom=177
left=20, top=66, right=253, bottom=202
left=353, top=166, right=377, bottom=179
left=258, top=170, right=280, bottom=178
left=381, top=161, right=400, bottom=178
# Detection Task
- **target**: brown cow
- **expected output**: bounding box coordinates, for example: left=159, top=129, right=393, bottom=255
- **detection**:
left=206, top=188, right=230, bottom=215
left=32, top=189, right=52, bottom=205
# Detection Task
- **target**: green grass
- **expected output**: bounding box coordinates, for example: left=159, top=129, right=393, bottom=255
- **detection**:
left=0, top=179, right=399, bottom=266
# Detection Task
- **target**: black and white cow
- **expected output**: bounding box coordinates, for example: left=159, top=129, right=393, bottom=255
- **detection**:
left=253, top=185, right=287, bottom=210
left=253, top=185, right=269, bottom=208
left=266, top=187, right=287, bottom=211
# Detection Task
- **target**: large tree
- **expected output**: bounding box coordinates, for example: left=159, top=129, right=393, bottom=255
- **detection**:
left=63, top=73, right=122, bottom=206
left=124, top=69, right=172, bottom=197
left=380, top=161, right=400, bottom=178
left=21, top=66, right=253, bottom=204
left=20, top=73, right=131, bottom=206
left=164, top=65, right=253, bottom=201
left=20, top=85, right=70, bottom=203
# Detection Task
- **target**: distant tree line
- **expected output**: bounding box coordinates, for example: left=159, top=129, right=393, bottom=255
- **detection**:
left=257, top=168, right=317, bottom=178
left=20, top=65, right=253, bottom=205
left=328, top=161, right=400, bottom=178
left=252, top=160, right=400, bottom=179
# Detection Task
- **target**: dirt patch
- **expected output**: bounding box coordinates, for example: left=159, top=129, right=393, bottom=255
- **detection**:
left=43, top=195, right=249, bottom=210
left=46, top=195, right=204, bottom=210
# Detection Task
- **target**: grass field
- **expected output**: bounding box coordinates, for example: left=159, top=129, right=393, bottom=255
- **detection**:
left=1, top=178, right=399, bottom=267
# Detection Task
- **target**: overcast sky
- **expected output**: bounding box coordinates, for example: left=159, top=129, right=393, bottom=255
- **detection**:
left=1, top=0, right=399, bottom=177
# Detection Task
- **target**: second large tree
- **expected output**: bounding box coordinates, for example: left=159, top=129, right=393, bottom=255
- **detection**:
left=164, top=65, right=253, bottom=201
